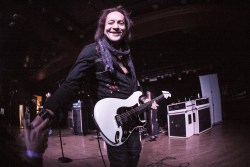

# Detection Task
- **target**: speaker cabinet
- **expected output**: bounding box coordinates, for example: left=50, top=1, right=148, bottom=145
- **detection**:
left=72, top=104, right=83, bottom=135
left=193, top=107, right=211, bottom=134
left=72, top=101, right=88, bottom=135
left=168, top=113, right=186, bottom=137
left=168, top=111, right=194, bottom=138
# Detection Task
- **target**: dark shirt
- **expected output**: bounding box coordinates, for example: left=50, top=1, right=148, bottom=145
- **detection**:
left=44, top=43, right=140, bottom=115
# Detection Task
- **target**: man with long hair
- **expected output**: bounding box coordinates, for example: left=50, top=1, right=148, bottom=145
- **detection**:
left=31, top=6, right=158, bottom=167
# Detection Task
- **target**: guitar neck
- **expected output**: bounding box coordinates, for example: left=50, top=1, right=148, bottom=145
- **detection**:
left=134, top=94, right=164, bottom=115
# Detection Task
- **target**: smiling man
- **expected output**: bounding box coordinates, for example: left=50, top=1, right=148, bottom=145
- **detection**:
left=31, top=5, right=159, bottom=167
left=104, top=11, right=126, bottom=42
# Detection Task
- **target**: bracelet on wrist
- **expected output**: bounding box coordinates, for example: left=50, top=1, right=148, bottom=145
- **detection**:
left=26, top=150, right=43, bottom=159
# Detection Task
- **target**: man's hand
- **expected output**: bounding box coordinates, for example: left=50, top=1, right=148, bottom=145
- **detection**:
left=23, top=118, right=50, bottom=154
left=30, top=115, right=44, bottom=129
left=143, top=98, right=159, bottom=109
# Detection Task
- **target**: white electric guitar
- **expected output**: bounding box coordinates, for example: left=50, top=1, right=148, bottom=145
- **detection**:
left=93, top=91, right=171, bottom=146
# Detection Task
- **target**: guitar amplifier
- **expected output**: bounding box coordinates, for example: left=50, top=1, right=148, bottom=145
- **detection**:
left=168, top=110, right=194, bottom=138
left=72, top=102, right=83, bottom=135
left=72, top=101, right=88, bottom=135
left=193, top=98, right=211, bottom=134
left=167, top=101, right=194, bottom=138
left=193, top=107, right=211, bottom=134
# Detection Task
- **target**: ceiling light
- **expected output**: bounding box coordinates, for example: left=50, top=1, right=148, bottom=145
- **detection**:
left=9, top=21, right=15, bottom=27
left=67, top=26, right=73, bottom=31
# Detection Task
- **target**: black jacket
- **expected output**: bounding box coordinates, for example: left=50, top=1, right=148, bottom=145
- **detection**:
left=44, top=43, right=141, bottom=116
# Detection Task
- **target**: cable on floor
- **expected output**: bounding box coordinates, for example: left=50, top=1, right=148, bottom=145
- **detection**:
left=96, top=130, right=107, bottom=167
left=146, top=156, right=190, bottom=167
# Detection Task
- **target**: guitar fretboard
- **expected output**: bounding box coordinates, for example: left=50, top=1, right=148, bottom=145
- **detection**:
left=120, top=94, right=165, bottom=120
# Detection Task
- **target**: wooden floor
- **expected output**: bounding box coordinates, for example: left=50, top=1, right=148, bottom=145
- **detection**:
left=20, top=120, right=249, bottom=167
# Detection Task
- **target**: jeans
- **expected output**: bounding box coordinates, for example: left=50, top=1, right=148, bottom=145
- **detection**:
left=107, top=130, right=142, bottom=167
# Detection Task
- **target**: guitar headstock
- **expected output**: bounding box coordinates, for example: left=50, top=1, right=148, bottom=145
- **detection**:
left=162, top=91, right=171, bottom=99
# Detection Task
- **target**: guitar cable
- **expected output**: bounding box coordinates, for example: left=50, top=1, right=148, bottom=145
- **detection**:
left=96, top=129, right=107, bottom=167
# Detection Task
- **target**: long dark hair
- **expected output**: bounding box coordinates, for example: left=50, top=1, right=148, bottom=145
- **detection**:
left=94, top=5, right=133, bottom=43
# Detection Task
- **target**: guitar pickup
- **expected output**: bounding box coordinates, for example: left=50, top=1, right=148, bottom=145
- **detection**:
left=115, top=115, right=123, bottom=127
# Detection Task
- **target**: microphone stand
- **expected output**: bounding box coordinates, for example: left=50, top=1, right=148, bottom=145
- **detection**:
left=58, top=125, right=72, bottom=163
left=54, top=81, right=72, bottom=163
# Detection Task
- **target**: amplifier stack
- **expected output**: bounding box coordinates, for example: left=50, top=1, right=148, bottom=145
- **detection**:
left=167, top=97, right=211, bottom=138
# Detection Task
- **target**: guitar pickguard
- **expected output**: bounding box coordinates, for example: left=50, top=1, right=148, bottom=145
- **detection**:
left=116, top=104, right=146, bottom=142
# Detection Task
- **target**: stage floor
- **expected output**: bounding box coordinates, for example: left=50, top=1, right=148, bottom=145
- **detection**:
left=2, top=119, right=248, bottom=167
left=22, top=120, right=249, bottom=167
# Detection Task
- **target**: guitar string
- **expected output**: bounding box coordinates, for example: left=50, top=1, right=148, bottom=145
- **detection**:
left=120, top=94, right=164, bottom=119
left=117, top=95, right=165, bottom=122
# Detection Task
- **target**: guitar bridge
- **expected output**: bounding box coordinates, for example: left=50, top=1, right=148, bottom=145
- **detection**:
left=115, top=115, right=123, bottom=127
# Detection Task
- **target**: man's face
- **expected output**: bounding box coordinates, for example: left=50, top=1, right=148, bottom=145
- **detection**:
left=104, top=11, right=126, bottom=42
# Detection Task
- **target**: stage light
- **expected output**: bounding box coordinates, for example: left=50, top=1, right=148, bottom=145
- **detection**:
left=19, top=105, right=24, bottom=129
left=178, top=74, right=182, bottom=81
left=9, top=21, right=15, bottom=27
